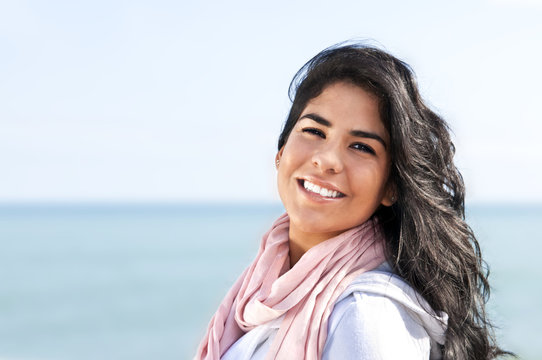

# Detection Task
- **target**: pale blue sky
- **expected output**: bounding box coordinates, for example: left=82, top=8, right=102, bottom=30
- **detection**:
left=1, top=0, right=541, bottom=203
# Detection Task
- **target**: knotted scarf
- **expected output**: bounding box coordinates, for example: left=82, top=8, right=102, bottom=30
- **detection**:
left=195, top=213, right=386, bottom=360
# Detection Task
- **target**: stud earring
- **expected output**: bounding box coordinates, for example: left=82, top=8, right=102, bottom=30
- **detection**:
left=391, top=195, right=396, bottom=202
left=276, top=159, right=280, bottom=167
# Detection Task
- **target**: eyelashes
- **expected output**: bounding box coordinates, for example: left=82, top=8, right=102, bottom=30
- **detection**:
left=350, top=143, right=376, bottom=155
left=302, top=127, right=325, bottom=138
left=301, top=127, right=376, bottom=155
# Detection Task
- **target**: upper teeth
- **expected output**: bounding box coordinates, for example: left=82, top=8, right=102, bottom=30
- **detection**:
left=303, top=180, right=342, bottom=198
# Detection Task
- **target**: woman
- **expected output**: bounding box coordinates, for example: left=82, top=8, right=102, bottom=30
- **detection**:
left=195, top=43, right=507, bottom=359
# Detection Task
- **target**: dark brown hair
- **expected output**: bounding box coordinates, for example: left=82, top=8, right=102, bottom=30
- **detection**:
left=278, top=43, right=511, bottom=359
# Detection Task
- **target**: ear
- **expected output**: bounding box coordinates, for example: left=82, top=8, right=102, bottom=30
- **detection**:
left=275, top=147, right=284, bottom=169
left=380, top=181, right=397, bottom=207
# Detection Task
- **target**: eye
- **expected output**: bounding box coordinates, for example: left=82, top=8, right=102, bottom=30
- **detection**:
left=302, top=127, right=326, bottom=138
left=351, top=142, right=376, bottom=155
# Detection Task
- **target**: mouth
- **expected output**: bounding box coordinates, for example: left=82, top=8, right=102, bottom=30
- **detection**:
left=297, top=179, right=346, bottom=199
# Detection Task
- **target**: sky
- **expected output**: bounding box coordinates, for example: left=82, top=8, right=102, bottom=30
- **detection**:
left=1, top=0, right=541, bottom=204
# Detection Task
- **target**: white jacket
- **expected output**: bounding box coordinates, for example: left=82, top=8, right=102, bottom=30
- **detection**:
left=222, top=264, right=448, bottom=360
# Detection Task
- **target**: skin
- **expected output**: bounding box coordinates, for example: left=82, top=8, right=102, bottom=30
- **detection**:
left=276, top=81, right=395, bottom=267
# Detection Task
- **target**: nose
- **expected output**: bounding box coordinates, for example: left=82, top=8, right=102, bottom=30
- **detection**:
left=311, top=143, right=344, bottom=174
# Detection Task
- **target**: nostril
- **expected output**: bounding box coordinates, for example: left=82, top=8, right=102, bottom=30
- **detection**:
left=311, top=150, right=344, bottom=173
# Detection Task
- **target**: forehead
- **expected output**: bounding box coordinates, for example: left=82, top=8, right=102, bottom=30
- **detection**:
left=300, top=81, right=388, bottom=138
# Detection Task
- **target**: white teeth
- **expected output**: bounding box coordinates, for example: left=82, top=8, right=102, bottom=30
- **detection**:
left=303, top=180, right=342, bottom=198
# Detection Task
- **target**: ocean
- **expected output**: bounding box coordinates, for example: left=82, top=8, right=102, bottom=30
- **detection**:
left=0, top=203, right=540, bottom=359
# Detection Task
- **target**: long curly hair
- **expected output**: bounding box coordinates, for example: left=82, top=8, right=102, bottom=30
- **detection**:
left=277, top=43, right=509, bottom=360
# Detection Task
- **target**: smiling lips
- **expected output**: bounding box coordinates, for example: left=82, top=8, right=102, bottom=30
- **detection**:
left=301, top=179, right=346, bottom=199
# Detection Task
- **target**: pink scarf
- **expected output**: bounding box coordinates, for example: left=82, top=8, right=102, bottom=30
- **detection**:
left=195, top=213, right=386, bottom=360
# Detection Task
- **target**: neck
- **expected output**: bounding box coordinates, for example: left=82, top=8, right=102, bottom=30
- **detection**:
left=288, top=227, right=342, bottom=267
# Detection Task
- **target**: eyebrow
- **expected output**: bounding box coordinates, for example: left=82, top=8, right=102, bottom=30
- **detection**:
left=299, top=113, right=388, bottom=149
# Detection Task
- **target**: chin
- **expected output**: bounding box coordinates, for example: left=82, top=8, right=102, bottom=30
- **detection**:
left=290, top=216, right=343, bottom=236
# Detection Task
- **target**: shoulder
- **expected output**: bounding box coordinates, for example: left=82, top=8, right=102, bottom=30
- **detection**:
left=323, top=265, right=447, bottom=360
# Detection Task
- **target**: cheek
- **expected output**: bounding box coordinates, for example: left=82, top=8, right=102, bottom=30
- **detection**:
left=280, top=137, right=311, bottom=168
left=277, top=140, right=308, bottom=199
left=351, top=164, right=390, bottom=198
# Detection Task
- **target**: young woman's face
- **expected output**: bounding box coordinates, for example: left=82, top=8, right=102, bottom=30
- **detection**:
left=276, top=81, right=394, bottom=240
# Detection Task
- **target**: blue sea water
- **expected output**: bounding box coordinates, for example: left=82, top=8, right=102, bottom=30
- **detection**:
left=0, top=203, right=540, bottom=359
